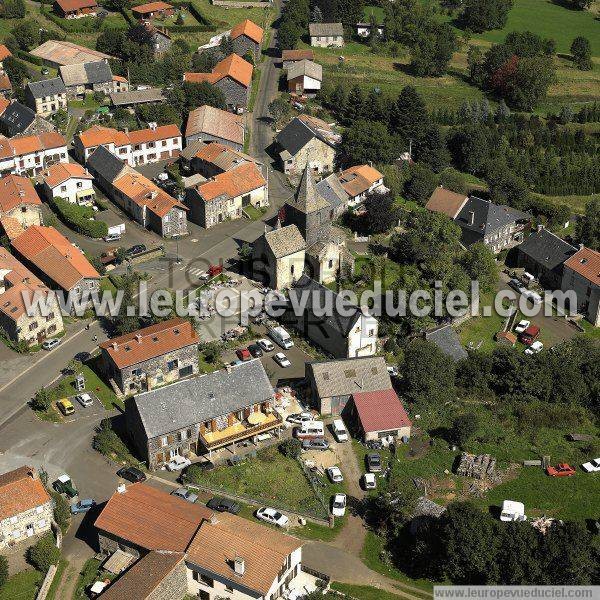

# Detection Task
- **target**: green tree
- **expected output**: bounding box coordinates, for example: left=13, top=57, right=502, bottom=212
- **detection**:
left=415, top=124, right=450, bottom=173
left=403, top=163, right=438, bottom=204
left=460, top=242, right=498, bottom=294
left=31, top=388, right=52, bottom=412
left=505, top=56, right=556, bottom=111
left=2, top=0, right=26, bottom=18
left=575, top=197, right=600, bottom=250
left=410, top=23, right=457, bottom=77
left=449, top=413, right=480, bottom=447
left=461, top=0, right=512, bottom=32
left=175, top=11, right=184, bottom=25
left=570, top=36, right=592, bottom=70
left=340, top=120, right=398, bottom=167
left=467, top=45, right=486, bottom=86
left=10, top=20, right=40, bottom=50
left=267, top=96, right=291, bottom=128
left=3, top=56, right=29, bottom=88
left=390, top=85, right=428, bottom=143
left=192, top=49, right=219, bottom=72
left=439, top=168, right=467, bottom=195
left=219, top=35, right=234, bottom=55
left=487, top=166, right=530, bottom=209
left=51, top=491, right=71, bottom=534
left=362, top=191, right=400, bottom=234
left=96, top=29, right=126, bottom=57
left=279, top=438, right=302, bottom=458
left=27, top=533, right=60, bottom=572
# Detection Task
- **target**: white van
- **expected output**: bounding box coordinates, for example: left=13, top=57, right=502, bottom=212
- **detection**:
left=268, top=326, right=294, bottom=349
left=295, top=421, right=325, bottom=439
left=521, top=289, right=542, bottom=305
left=332, top=419, right=349, bottom=442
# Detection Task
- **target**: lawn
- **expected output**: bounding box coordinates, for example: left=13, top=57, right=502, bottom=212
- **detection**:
left=186, top=445, right=330, bottom=519
left=45, top=560, right=69, bottom=600
left=330, top=582, right=406, bottom=600
left=0, top=570, right=43, bottom=600
left=242, top=204, right=264, bottom=220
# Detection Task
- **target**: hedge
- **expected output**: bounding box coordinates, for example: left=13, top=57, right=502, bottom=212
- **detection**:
left=49, top=197, right=108, bottom=239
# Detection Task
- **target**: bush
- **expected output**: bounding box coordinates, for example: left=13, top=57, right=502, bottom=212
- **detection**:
left=27, top=533, right=60, bottom=572
left=279, top=438, right=302, bottom=459
left=31, top=388, right=52, bottom=412
left=0, top=555, right=8, bottom=587
left=450, top=413, right=480, bottom=448
left=51, top=491, right=71, bottom=534
left=93, top=419, right=137, bottom=463
left=48, top=196, right=108, bottom=239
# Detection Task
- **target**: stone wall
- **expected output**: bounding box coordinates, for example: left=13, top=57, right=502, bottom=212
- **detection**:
left=98, top=531, right=143, bottom=559
left=149, top=559, right=188, bottom=600
left=232, top=36, right=260, bottom=61
left=284, top=137, right=335, bottom=177
left=215, top=78, right=249, bottom=109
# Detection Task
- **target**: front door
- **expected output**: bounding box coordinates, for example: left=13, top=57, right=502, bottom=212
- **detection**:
left=26, top=524, right=34, bottom=537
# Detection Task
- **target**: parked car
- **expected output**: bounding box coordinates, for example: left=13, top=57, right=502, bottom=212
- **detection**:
left=386, top=365, right=399, bottom=377
left=508, top=278, right=524, bottom=293
left=53, top=474, right=78, bottom=498
left=524, top=341, right=544, bottom=355
left=75, top=393, right=93, bottom=407
left=286, top=412, right=314, bottom=425
left=206, top=496, right=241, bottom=514
left=104, top=232, right=122, bottom=242
left=514, top=319, right=530, bottom=334
left=42, top=338, right=61, bottom=351
left=326, top=466, right=343, bottom=483
left=126, top=244, right=146, bottom=256
left=116, top=466, right=146, bottom=483
left=331, top=493, right=347, bottom=517
left=520, top=325, right=541, bottom=346
left=581, top=458, right=600, bottom=473
left=248, top=343, right=263, bottom=358
left=256, top=507, right=289, bottom=527
left=70, top=498, right=96, bottom=514
left=57, top=398, right=74, bottom=416
left=366, top=453, right=382, bottom=473
left=171, top=488, right=198, bottom=503
left=302, top=438, right=329, bottom=451
left=236, top=348, right=251, bottom=362
left=363, top=473, right=376, bottom=489
left=546, top=463, right=576, bottom=477
left=257, top=338, right=274, bottom=352
left=166, top=455, right=191, bottom=472
left=274, top=352, right=291, bottom=367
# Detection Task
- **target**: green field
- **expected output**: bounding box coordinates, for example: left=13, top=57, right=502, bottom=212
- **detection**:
left=0, top=570, right=43, bottom=600
left=362, top=5, right=385, bottom=23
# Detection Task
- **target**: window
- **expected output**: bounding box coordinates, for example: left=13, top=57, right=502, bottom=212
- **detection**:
left=60, top=185, right=67, bottom=192
left=28, top=322, right=38, bottom=331
left=76, top=181, right=82, bottom=188
left=179, top=430, right=187, bottom=441
left=160, top=436, right=168, bottom=447
left=192, top=572, right=213, bottom=587
left=225, top=585, right=234, bottom=593
left=328, top=259, right=333, bottom=268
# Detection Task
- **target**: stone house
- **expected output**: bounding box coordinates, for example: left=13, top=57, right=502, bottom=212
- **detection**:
left=184, top=105, right=244, bottom=150
left=561, top=247, right=600, bottom=326
left=129, top=22, right=172, bottom=57
left=230, top=19, right=264, bottom=61
left=0, top=174, right=43, bottom=228
left=338, top=164, right=386, bottom=208
left=309, top=22, right=344, bottom=47
left=99, top=318, right=200, bottom=395
left=184, top=142, right=260, bottom=180
left=59, top=61, right=125, bottom=98
left=0, top=466, right=54, bottom=549
left=125, top=359, right=280, bottom=467
left=24, top=78, right=67, bottom=117
left=0, top=100, right=55, bottom=138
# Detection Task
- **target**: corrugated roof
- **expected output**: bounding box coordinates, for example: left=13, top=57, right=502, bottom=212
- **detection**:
left=309, top=22, right=343, bottom=37
left=110, top=88, right=164, bottom=106
left=132, top=1, right=173, bottom=13
left=0, top=466, right=51, bottom=522
left=287, top=59, right=322, bottom=82
left=352, top=388, right=412, bottom=434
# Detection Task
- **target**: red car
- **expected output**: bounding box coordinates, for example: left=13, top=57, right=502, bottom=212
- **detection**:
left=546, top=463, right=576, bottom=477
left=236, top=348, right=251, bottom=362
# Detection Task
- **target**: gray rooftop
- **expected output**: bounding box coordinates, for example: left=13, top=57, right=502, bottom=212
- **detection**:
left=275, top=116, right=338, bottom=158
left=132, top=359, right=274, bottom=438
left=265, top=224, right=306, bottom=259
left=517, top=227, right=578, bottom=272
left=109, top=88, right=164, bottom=106
left=316, top=173, right=349, bottom=213
left=308, top=355, right=391, bottom=399
left=60, top=61, right=113, bottom=87
left=309, top=22, right=344, bottom=37
left=288, top=165, right=330, bottom=214
left=425, top=325, right=468, bottom=362
left=86, top=145, right=126, bottom=182
left=287, top=59, right=322, bottom=82
left=0, top=101, right=37, bottom=137
left=27, top=77, right=66, bottom=99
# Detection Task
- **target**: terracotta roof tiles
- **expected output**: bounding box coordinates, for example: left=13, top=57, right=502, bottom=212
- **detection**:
left=184, top=54, right=253, bottom=88
left=0, top=466, right=51, bottom=522
left=0, top=45, right=12, bottom=62
left=132, top=1, right=173, bottom=14
left=352, top=388, right=412, bottom=434
left=0, top=175, right=42, bottom=213
left=425, top=186, right=468, bottom=219
left=230, top=19, right=264, bottom=44
left=54, top=0, right=97, bottom=12
left=338, top=164, right=383, bottom=198
left=564, top=247, right=600, bottom=285
left=42, top=162, right=93, bottom=188
left=194, top=162, right=265, bottom=202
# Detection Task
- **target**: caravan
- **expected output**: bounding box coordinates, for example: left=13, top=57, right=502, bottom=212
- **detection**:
left=294, top=421, right=325, bottom=439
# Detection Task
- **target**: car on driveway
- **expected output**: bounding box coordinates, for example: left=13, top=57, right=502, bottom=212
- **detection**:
left=248, top=343, right=263, bottom=358
left=166, top=455, right=191, bottom=472
left=286, top=412, right=314, bottom=425
left=75, top=393, right=94, bottom=407
left=70, top=498, right=96, bottom=514
left=258, top=338, right=274, bottom=352
left=274, top=352, right=291, bottom=367
left=116, top=466, right=146, bottom=483
left=302, top=438, right=329, bottom=451
left=582, top=458, right=600, bottom=473
left=363, top=473, right=376, bottom=489
left=42, top=338, right=61, bottom=351
left=171, top=488, right=198, bottom=503
left=331, top=493, right=347, bottom=517
left=524, top=341, right=543, bottom=355
left=327, top=466, right=343, bottom=483
left=256, top=507, right=289, bottom=528
left=514, top=319, right=530, bottom=334
left=206, top=496, right=241, bottom=514
left=508, top=278, right=524, bottom=293
left=546, top=463, right=576, bottom=477
left=236, top=348, right=251, bottom=362
left=366, top=452, right=382, bottom=473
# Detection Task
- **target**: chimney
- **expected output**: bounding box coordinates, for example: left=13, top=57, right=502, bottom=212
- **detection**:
left=233, top=556, right=245, bottom=577
left=135, top=334, right=142, bottom=343
left=111, top=342, right=118, bottom=350
left=579, top=243, right=584, bottom=251
left=117, top=484, right=126, bottom=494
left=468, top=211, right=475, bottom=226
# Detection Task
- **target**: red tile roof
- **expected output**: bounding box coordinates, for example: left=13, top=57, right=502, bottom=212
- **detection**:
left=564, top=247, right=600, bottom=285
left=127, top=124, right=180, bottom=145
left=0, top=73, right=11, bottom=92
left=184, top=54, right=253, bottom=88
left=352, top=388, right=412, bottom=434
left=54, top=0, right=98, bottom=12
left=230, top=19, right=264, bottom=44
left=425, top=187, right=468, bottom=219
left=99, top=317, right=199, bottom=369
left=0, top=466, right=51, bottom=522
left=195, top=162, right=265, bottom=202
left=132, top=1, right=173, bottom=13
left=0, top=97, right=10, bottom=115
left=43, top=162, right=93, bottom=189
left=0, top=175, right=42, bottom=213
left=281, top=49, right=314, bottom=62
left=0, top=45, right=12, bottom=62
left=338, top=164, right=383, bottom=198
left=95, top=483, right=213, bottom=552
left=78, top=125, right=130, bottom=149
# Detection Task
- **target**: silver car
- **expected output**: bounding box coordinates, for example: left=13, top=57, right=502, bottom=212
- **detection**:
left=171, top=487, right=198, bottom=503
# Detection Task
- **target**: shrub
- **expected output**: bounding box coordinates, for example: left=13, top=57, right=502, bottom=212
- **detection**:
left=27, top=533, right=60, bottom=572
left=93, top=419, right=137, bottom=463
left=0, top=555, right=8, bottom=587
left=48, top=197, right=108, bottom=239
left=279, top=438, right=302, bottom=459
left=450, top=413, right=480, bottom=448
left=31, top=388, right=52, bottom=412
left=51, top=491, right=71, bottom=534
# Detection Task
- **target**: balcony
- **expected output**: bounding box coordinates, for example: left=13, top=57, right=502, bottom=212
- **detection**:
left=200, top=412, right=282, bottom=451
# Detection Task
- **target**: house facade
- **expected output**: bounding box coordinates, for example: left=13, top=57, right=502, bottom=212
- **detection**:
left=0, top=131, right=68, bottom=177
left=0, top=466, right=54, bottom=549
left=309, top=22, right=344, bottom=47
left=24, top=78, right=67, bottom=117
left=338, top=164, right=386, bottom=207
left=561, top=247, right=600, bottom=326
left=0, top=175, right=43, bottom=228
left=59, top=61, right=124, bottom=98
left=42, top=162, right=95, bottom=205
left=99, top=318, right=200, bottom=394
left=53, top=0, right=98, bottom=18
left=286, top=59, right=322, bottom=97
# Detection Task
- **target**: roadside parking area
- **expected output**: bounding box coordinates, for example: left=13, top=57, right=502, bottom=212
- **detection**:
left=58, top=392, right=105, bottom=423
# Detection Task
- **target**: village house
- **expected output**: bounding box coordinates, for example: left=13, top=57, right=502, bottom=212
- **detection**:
left=129, top=22, right=172, bottom=57
left=42, top=162, right=95, bottom=205
left=0, top=45, right=11, bottom=73
left=281, top=49, right=314, bottom=69
left=0, top=466, right=54, bottom=550
left=306, top=355, right=391, bottom=415
left=0, top=73, right=11, bottom=98
left=0, top=174, right=43, bottom=228
left=74, top=123, right=181, bottom=166
left=0, top=99, right=55, bottom=138
left=131, top=1, right=175, bottom=19
left=282, top=274, right=378, bottom=359
left=30, top=40, right=113, bottom=69
left=53, top=0, right=98, bottom=18
left=356, top=21, right=385, bottom=38
left=109, top=87, right=165, bottom=108
left=184, top=104, right=244, bottom=150
left=0, top=249, right=65, bottom=346
left=315, top=172, right=349, bottom=218
left=338, top=164, right=386, bottom=207
left=309, top=22, right=344, bottom=47
left=230, top=19, right=264, bottom=61
left=561, top=247, right=600, bottom=326
left=59, top=61, right=126, bottom=98
left=184, top=54, right=253, bottom=113
left=87, top=146, right=188, bottom=237
left=24, top=78, right=67, bottom=118
left=99, top=317, right=200, bottom=395
left=274, top=114, right=340, bottom=177
left=185, top=161, right=267, bottom=229
left=0, top=131, right=68, bottom=177
left=184, top=142, right=261, bottom=179
left=286, top=59, right=322, bottom=97
left=251, top=223, right=306, bottom=290
left=125, top=359, right=281, bottom=465
left=94, top=483, right=309, bottom=600
left=10, top=224, right=100, bottom=301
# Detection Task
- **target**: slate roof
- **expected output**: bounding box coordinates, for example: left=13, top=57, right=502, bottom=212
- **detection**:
left=424, top=325, right=468, bottom=362
left=27, top=77, right=66, bottom=99
left=352, top=388, right=412, bottom=434
left=275, top=115, right=339, bottom=158
left=0, top=466, right=51, bottom=522
left=287, top=59, right=322, bottom=82
left=308, top=355, right=390, bottom=399
left=309, top=22, right=344, bottom=37
left=132, top=359, right=274, bottom=439
left=0, top=102, right=37, bottom=137
left=288, top=274, right=362, bottom=336
left=517, top=227, right=577, bottom=273
left=264, top=224, right=306, bottom=258
left=316, top=173, right=349, bottom=213
left=87, top=144, right=127, bottom=182
left=288, top=165, right=330, bottom=214
left=59, top=61, right=113, bottom=86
